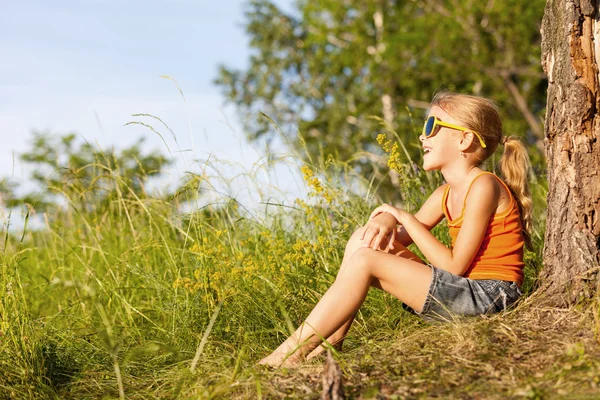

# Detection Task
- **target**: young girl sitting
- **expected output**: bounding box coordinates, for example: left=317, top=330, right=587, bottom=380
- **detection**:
left=259, top=91, right=532, bottom=367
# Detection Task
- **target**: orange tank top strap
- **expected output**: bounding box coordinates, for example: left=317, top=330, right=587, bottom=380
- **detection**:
left=462, top=172, right=495, bottom=208
left=465, top=172, right=516, bottom=216
left=442, top=172, right=514, bottom=224
left=441, top=184, right=451, bottom=216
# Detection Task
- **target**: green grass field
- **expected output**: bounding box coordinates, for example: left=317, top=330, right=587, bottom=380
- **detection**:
left=1, top=146, right=599, bottom=399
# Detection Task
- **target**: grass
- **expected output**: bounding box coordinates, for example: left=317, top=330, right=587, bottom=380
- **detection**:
left=264, top=301, right=600, bottom=399
left=0, top=136, right=598, bottom=400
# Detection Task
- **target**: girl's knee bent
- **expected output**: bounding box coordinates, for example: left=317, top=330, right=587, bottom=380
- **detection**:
left=344, top=228, right=365, bottom=253
left=346, top=247, right=377, bottom=271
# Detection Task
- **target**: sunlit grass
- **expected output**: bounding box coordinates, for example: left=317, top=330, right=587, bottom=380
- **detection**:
left=2, top=125, right=598, bottom=399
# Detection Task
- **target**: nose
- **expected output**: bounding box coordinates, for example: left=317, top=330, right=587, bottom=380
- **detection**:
left=419, top=134, right=425, bottom=142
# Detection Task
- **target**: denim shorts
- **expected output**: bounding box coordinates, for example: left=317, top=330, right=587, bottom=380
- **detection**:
left=417, top=265, right=522, bottom=322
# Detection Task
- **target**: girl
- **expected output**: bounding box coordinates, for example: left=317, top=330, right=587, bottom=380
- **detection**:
left=259, top=91, right=532, bottom=367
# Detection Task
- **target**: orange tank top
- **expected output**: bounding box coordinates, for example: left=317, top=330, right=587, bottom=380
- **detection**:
left=442, top=172, right=525, bottom=286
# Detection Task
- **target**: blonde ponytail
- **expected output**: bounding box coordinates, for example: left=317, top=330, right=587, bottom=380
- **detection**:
left=498, top=136, right=533, bottom=249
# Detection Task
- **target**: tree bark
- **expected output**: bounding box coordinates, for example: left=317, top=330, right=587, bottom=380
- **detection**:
left=540, top=0, right=600, bottom=305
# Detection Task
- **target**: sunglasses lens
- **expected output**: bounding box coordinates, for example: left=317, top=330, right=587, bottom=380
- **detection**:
left=425, top=116, right=435, bottom=136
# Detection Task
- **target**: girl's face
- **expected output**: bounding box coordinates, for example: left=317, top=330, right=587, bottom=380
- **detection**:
left=419, top=105, right=463, bottom=171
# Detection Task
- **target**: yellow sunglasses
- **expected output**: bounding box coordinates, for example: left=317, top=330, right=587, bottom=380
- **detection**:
left=422, top=115, right=487, bottom=148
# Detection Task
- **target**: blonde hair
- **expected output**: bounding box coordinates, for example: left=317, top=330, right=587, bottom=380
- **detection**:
left=430, top=91, right=533, bottom=248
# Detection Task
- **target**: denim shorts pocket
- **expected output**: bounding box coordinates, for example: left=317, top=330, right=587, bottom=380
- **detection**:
left=477, top=279, right=500, bottom=294
left=489, top=281, right=521, bottom=312
left=498, top=281, right=522, bottom=305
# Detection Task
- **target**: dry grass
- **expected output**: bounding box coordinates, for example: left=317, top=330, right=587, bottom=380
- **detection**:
left=248, top=294, right=600, bottom=399
left=42, top=296, right=599, bottom=399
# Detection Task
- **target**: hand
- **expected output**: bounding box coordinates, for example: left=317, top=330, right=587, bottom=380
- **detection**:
left=369, top=204, right=405, bottom=224
left=359, top=212, right=397, bottom=250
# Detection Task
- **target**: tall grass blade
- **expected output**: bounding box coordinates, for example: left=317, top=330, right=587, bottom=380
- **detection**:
left=190, top=299, right=224, bottom=373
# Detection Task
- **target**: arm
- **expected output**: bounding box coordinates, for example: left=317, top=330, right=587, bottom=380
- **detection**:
left=394, top=184, right=447, bottom=247
left=373, top=176, right=500, bottom=275
left=362, top=185, right=447, bottom=250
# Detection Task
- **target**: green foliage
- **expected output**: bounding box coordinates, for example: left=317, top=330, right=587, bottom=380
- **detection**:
left=0, top=131, right=171, bottom=214
left=0, top=179, right=17, bottom=205
left=216, top=0, right=547, bottom=201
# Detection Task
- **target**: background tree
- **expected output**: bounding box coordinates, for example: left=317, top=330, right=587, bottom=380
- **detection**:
left=540, top=0, right=600, bottom=305
left=0, top=132, right=171, bottom=215
left=0, top=179, right=17, bottom=209
left=216, top=0, right=546, bottom=201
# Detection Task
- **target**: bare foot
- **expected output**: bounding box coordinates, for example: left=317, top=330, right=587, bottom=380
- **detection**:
left=259, top=330, right=323, bottom=367
left=258, top=350, right=303, bottom=368
left=306, top=340, right=343, bottom=361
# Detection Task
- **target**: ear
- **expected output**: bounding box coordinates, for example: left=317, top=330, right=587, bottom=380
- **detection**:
left=458, top=131, right=476, bottom=151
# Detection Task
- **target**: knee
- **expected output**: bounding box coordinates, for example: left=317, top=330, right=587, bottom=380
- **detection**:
left=345, top=228, right=364, bottom=253
left=346, top=247, right=376, bottom=272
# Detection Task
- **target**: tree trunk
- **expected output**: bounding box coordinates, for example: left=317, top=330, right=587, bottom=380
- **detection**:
left=540, top=0, right=600, bottom=305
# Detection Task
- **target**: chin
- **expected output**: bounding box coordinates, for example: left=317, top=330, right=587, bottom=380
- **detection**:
left=422, top=161, right=441, bottom=172
left=422, top=160, right=435, bottom=171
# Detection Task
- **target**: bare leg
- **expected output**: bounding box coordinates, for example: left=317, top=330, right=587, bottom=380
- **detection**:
left=306, top=230, right=423, bottom=360
left=259, top=247, right=432, bottom=367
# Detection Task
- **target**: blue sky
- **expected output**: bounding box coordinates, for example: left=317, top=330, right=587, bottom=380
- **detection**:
left=0, top=0, right=301, bottom=206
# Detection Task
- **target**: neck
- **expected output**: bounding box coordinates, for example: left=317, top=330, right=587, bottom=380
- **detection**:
left=441, top=161, right=481, bottom=189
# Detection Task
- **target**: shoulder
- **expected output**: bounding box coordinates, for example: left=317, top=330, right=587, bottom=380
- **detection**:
left=423, top=183, right=449, bottom=205
left=431, top=183, right=450, bottom=199
left=466, top=173, right=501, bottom=209
left=418, top=184, right=449, bottom=204
left=416, top=184, right=449, bottom=211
